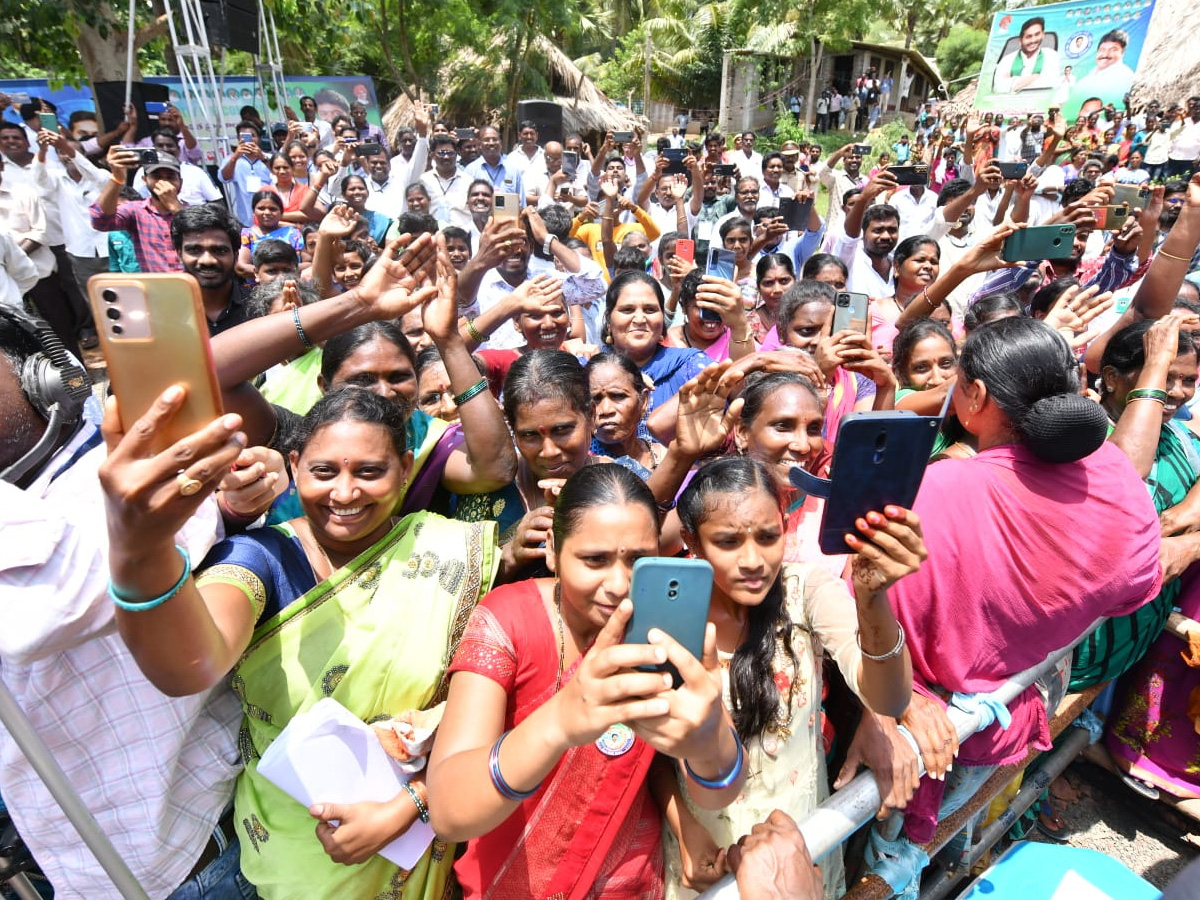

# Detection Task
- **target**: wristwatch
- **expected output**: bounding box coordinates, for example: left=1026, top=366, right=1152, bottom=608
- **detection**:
left=543, top=234, right=557, bottom=255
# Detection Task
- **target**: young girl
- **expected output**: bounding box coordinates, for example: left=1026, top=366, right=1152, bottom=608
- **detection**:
left=659, top=456, right=921, bottom=898
left=891, top=318, right=970, bottom=459
left=237, top=190, right=304, bottom=280
left=428, top=464, right=743, bottom=899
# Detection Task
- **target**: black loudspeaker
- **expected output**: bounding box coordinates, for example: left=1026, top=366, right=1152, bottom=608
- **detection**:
left=92, top=81, right=170, bottom=140
left=200, top=0, right=260, bottom=55
left=516, top=100, right=564, bottom=145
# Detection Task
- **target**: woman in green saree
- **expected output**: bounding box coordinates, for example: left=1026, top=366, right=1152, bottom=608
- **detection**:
left=101, top=386, right=498, bottom=900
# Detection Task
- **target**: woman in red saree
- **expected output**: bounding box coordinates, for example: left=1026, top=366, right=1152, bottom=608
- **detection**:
left=427, top=464, right=744, bottom=899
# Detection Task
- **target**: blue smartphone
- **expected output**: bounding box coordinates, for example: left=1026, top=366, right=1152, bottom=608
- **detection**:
left=702, top=248, right=736, bottom=322
left=144, top=101, right=168, bottom=116
left=816, top=411, right=942, bottom=555
left=626, top=557, right=712, bottom=689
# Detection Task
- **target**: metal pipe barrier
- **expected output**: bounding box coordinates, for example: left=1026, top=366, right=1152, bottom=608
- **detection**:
left=696, top=617, right=1106, bottom=899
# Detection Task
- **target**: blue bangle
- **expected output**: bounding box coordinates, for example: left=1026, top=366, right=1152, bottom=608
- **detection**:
left=488, top=731, right=541, bottom=801
left=684, top=727, right=744, bottom=790
left=108, top=545, right=191, bottom=612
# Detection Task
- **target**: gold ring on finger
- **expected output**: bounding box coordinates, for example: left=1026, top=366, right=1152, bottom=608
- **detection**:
left=176, top=469, right=203, bottom=497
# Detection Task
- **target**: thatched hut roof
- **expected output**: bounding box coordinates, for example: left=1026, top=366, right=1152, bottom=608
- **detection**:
left=1129, top=0, right=1200, bottom=108
left=383, top=33, right=641, bottom=141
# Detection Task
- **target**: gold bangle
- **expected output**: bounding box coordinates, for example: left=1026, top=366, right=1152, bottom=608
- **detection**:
left=731, top=333, right=753, bottom=344
left=465, top=318, right=484, bottom=343
left=1157, top=249, right=1193, bottom=262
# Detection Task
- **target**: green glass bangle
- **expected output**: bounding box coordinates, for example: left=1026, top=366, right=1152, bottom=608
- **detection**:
left=403, top=781, right=429, bottom=824
left=108, top=545, right=191, bottom=612
left=453, top=378, right=490, bottom=407
left=1126, top=388, right=1168, bottom=405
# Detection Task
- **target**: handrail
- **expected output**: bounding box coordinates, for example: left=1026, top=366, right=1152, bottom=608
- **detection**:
left=695, top=617, right=1105, bottom=899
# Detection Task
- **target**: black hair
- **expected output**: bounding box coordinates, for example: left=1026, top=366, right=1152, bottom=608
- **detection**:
left=778, top=280, right=836, bottom=335
left=235, top=119, right=261, bottom=137
left=893, top=235, right=939, bottom=271
left=312, top=88, right=350, bottom=114
left=430, top=134, right=457, bottom=151
left=963, top=293, right=1025, bottom=332
left=584, top=351, right=646, bottom=398
left=0, top=121, right=26, bottom=137
left=841, top=187, right=863, bottom=207
left=1099, top=320, right=1195, bottom=408
left=341, top=174, right=368, bottom=195
left=677, top=456, right=801, bottom=742
left=761, top=151, right=783, bottom=168
left=960, top=317, right=1107, bottom=462
left=936, top=178, right=974, bottom=206
left=537, top=205, right=573, bottom=244
left=502, top=349, right=590, bottom=427
left=1164, top=179, right=1190, bottom=196
left=756, top=252, right=794, bottom=286
left=1020, top=16, right=1045, bottom=34
left=67, top=110, right=97, bottom=127
left=862, top=203, right=900, bottom=230
left=677, top=269, right=705, bottom=310
left=249, top=189, right=283, bottom=214
left=1029, top=276, right=1079, bottom=319
left=441, top=225, right=471, bottom=251
left=719, top=216, right=753, bottom=241
left=293, top=387, right=408, bottom=460
left=603, top=271, right=666, bottom=345
left=612, top=245, right=649, bottom=274
left=251, top=238, right=299, bottom=270
left=891, top=318, right=957, bottom=386
left=170, top=202, right=242, bottom=250
left=321, top=321, right=415, bottom=386
left=394, top=212, right=439, bottom=237
left=657, top=231, right=682, bottom=264
left=467, top=178, right=493, bottom=197
left=551, top=463, right=658, bottom=553
left=801, top=253, right=848, bottom=282
left=1098, top=28, right=1128, bottom=48
left=414, top=345, right=443, bottom=377
left=739, top=371, right=821, bottom=425
left=1062, top=178, right=1094, bottom=205
left=753, top=206, right=781, bottom=225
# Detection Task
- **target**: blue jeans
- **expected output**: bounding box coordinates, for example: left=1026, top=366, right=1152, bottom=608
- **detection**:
left=166, top=834, right=257, bottom=900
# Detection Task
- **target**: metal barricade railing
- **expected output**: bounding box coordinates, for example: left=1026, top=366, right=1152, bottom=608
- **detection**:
left=696, top=617, right=1107, bottom=899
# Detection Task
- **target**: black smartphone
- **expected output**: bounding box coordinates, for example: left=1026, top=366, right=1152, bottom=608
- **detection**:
left=996, top=161, right=1028, bottom=180
left=779, top=196, right=813, bottom=231
left=852, top=143, right=872, bottom=155
left=455, top=127, right=475, bottom=142
left=815, top=411, right=941, bottom=555
left=626, top=558, right=712, bottom=689
left=257, top=137, right=273, bottom=154
left=561, top=150, right=579, bottom=179
left=355, top=141, right=383, bottom=157
left=663, top=148, right=687, bottom=174
left=713, top=163, right=737, bottom=178
left=887, top=165, right=930, bottom=186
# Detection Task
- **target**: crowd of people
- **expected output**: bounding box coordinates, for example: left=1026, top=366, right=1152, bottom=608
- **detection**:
left=2, top=77, right=1200, bottom=900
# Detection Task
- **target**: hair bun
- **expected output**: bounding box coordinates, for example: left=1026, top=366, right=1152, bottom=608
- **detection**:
left=1019, top=394, right=1109, bottom=463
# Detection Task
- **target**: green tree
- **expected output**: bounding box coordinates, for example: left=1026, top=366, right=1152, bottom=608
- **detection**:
left=936, top=24, right=988, bottom=86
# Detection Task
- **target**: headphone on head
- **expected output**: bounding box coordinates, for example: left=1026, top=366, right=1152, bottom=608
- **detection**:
left=0, top=308, right=93, bottom=487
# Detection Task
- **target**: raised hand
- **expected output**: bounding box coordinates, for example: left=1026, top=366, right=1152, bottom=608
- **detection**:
left=353, top=231, right=439, bottom=319
left=673, top=360, right=745, bottom=459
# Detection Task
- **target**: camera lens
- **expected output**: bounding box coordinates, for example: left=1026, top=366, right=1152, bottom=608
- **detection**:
left=111, top=324, right=124, bottom=335
left=105, top=307, right=121, bottom=320
left=102, top=289, right=117, bottom=303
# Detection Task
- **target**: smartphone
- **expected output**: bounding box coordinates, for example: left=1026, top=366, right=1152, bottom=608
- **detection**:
left=1001, top=224, right=1077, bottom=262
left=851, top=144, right=871, bottom=156
left=38, top=112, right=58, bottom=131
left=626, top=558, right=713, bottom=689
left=429, top=103, right=440, bottom=117
left=996, top=160, right=1028, bottom=180
left=354, top=141, right=383, bottom=157
left=663, top=147, right=687, bottom=175
left=239, top=134, right=254, bottom=144
left=87, top=273, right=222, bottom=456
left=1112, top=184, right=1151, bottom=211
left=612, top=130, right=634, bottom=144
left=299, top=122, right=315, bottom=134
left=1093, top=203, right=1131, bottom=230
left=832, top=291, right=869, bottom=335
left=702, top=248, right=736, bottom=321
left=887, top=164, right=930, bottom=186
left=257, top=137, right=274, bottom=154
left=492, top=192, right=520, bottom=220
left=455, top=127, right=475, bottom=142
left=816, top=411, right=941, bottom=555
left=561, top=150, right=579, bottom=179
left=144, top=101, right=168, bottom=117
left=779, top=196, right=813, bottom=231
left=713, top=163, right=737, bottom=178
left=674, top=238, right=695, bottom=264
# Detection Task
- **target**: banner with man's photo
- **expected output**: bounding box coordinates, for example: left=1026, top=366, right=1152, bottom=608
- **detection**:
left=973, top=0, right=1158, bottom=121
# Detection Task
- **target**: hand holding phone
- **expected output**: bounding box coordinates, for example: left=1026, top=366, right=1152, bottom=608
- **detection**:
left=38, top=112, right=58, bottom=132
left=626, top=558, right=712, bottom=689
left=674, top=238, right=695, bottom=264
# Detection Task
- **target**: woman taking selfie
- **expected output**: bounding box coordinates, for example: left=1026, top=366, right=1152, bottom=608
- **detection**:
left=665, top=270, right=756, bottom=363
left=659, top=456, right=921, bottom=896
left=428, top=464, right=743, bottom=899
left=101, top=387, right=499, bottom=899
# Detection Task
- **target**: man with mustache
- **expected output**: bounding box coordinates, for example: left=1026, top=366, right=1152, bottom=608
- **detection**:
left=170, top=203, right=252, bottom=335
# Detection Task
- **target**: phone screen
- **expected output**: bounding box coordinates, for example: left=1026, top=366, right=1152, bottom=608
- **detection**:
left=561, top=150, right=579, bottom=179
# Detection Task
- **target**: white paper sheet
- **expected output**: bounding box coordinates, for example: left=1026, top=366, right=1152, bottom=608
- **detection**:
left=257, top=697, right=434, bottom=868
left=1048, top=869, right=1116, bottom=900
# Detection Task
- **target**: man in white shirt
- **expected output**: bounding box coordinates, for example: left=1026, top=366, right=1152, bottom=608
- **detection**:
left=758, top=152, right=796, bottom=208
left=298, top=94, right=334, bottom=148
left=363, top=146, right=408, bottom=216
left=526, top=141, right=587, bottom=210
left=419, top=134, right=470, bottom=224
left=503, top=121, right=545, bottom=179
left=814, top=142, right=869, bottom=237
left=1167, top=97, right=1200, bottom=179
left=0, top=308, right=271, bottom=899
left=992, top=17, right=1060, bottom=93
left=734, top=131, right=763, bottom=182
left=134, top=128, right=222, bottom=206
left=887, top=183, right=939, bottom=242
left=387, top=115, right=431, bottom=214
left=0, top=228, right=37, bottom=307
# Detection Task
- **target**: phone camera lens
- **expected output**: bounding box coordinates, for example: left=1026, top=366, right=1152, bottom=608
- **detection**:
left=111, top=324, right=124, bottom=335
left=102, top=289, right=117, bottom=303
left=668, top=580, right=679, bottom=589
left=105, top=307, right=121, bottom=320
left=667, top=589, right=678, bottom=599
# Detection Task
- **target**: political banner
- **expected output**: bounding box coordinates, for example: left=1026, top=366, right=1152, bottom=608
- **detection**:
left=973, top=0, right=1157, bottom=121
